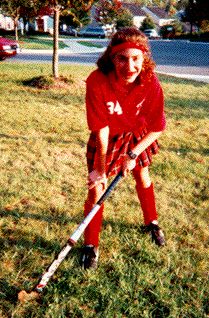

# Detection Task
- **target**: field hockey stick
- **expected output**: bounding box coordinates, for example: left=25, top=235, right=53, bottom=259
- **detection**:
left=18, top=170, right=123, bottom=302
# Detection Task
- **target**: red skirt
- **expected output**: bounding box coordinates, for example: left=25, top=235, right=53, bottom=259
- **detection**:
left=86, top=126, right=159, bottom=178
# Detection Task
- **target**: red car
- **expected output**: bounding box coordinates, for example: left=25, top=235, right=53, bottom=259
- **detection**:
left=0, top=37, right=20, bottom=60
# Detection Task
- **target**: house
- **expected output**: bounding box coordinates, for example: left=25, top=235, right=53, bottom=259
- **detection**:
left=142, top=6, right=175, bottom=28
left=35, top=15, right=53, bottom=34
left=0, top=13, right=25, bottom=34
left=0, top=13, right=15, bottom=31
left=123, top=2, right=146, bottom=28
left=0, top=6, right=54, bottom=35
left=122, top=3, right=175, bottom=30
left=35, top=6, right=54, bottom=34
left=0, top=3, right=176, bottom=35
left=89, top=3, right=116, bottom=35
left=89, top=2, right=145, bottom=31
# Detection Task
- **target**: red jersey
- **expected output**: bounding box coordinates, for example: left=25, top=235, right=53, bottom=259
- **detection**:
left=86, top=69, right=166, bottom=135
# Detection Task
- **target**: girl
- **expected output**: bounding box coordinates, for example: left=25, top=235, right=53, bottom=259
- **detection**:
left=80, top=27, right=166, bottom=269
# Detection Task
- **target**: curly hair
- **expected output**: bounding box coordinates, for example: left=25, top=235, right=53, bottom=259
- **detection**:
left=97, top=27, right=155, bottom=79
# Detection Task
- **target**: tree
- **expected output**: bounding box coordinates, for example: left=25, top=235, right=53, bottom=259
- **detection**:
left=140, top=15, right=155, bottom=31
left=36, top=0, right=94, bottom=78
left=115, top=8, right=134, bottom=29
left=61, top=8, right=91, bottom=29
left=165, top=0, right=178, bottom=16
left=184, top=0, right=209, bottom=33
left=0, top=0, right=95, bottom=77
left=0, top=0, right=32, bottom=40
left=62, top=1, right=92, bottom=29
left=97, top=0, right=133, bottom=28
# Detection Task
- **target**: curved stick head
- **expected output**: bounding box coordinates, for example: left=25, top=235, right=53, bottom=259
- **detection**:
left=18, top=290, right=40, bottom=302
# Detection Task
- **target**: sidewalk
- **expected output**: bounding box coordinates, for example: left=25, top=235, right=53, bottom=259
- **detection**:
left=62, top=38, right=106, bottom=54
left=21, top=38, right=106, bottom=55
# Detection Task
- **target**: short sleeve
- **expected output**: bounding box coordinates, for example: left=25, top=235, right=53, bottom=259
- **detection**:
left=144, top=75, right=166, bottom=132
left=86, top=71, right=109, bottom=131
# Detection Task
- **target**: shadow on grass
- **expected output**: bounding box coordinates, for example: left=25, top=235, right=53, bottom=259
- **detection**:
left=160, top=145, right=209, bottom=156
left=0, top=207, right=154, bottom=268
left=102, top=219, right=147, bottom=233
left=0, top=207, right=81, bottom=227
left=45, top=134, right=86, bottom=148
left=0, top=209, right=148, bottom=251
left=0, top=130, right=83, bottom=149
left=0, top=133, right=28, bottom=141
left=0, top=218, right=171, bottom=317
left=0, top=228, right=64, bottom=256
left=0, top=206, right=84, bottom=257
left=0, top=279, right=19, bottom=303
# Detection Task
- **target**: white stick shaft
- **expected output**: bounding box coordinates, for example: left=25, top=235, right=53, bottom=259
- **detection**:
left=70, top=204, right=100, bottom=243
left=33, top=172, right=122, bottom=293
left=35, top=205, right=101, bottom=292
left=35, top=244, right=72, bottom=292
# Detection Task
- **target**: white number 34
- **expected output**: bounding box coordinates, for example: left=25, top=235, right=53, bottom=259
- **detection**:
left=107, top=101, right=123, bottom=115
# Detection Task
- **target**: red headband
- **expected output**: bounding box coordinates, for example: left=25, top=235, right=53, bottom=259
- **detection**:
left=111, top=42, right=146, bottom=55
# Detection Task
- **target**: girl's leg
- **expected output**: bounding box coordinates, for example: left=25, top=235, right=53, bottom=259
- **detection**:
left=132, top=166, right=157, bottom=226
left=132, top=166, right=166, bottom=246
left=84, top=183, right=104, bottom=247
left=81, top=183, right=105, bottom=269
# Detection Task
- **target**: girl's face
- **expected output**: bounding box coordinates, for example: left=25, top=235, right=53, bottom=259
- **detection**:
left=112, top=48, right=144, bottom=86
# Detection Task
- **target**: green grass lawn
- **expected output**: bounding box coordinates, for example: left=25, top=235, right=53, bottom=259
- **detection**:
left=77, top=41, right=103, bottom=48
left=0, top=63, right=208, bottom=318
left=2, top=35, right=101, bottom=50
left=3, top=35, right=68, bottom=50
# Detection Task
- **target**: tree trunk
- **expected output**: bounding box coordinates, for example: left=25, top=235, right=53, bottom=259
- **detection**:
left=14, top=18, right=19, bottom=41
left=23, top=17, right=28, bottom=36
left=52, top=6, right=60, bottom=78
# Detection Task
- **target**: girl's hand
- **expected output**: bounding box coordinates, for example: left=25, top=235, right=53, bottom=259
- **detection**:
left=122, top=155, right=137, bottom=177
left=88, top=169, right=107, bottom=190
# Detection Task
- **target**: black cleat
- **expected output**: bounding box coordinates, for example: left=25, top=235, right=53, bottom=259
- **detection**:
left=80, top=245, right=99, bottom=270
left=148, top=222, right=166, bottom=246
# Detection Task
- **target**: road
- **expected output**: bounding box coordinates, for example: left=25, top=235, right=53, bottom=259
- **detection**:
left=150, top=40, right=209, bottom=82
left=4, top=39, right=209, bottom=83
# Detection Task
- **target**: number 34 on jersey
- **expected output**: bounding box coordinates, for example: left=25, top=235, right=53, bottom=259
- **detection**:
left=107, top=101, right=123, bottom=115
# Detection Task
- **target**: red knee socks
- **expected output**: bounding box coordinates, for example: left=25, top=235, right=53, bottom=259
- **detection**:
left=84, top=183, right=157, bottom=246
left=84, top=201, right=104, bottom=247
left=135, top=183, right=158, bottom=226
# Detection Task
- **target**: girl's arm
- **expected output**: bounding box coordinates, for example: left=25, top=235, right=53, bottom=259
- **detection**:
left=132, top=131, right=162, bottom=156
left=88, top=126, right=109, bottom=189
left=96, top=126, right=110, bottom=174
left=122, top=131, right=162, bottom=176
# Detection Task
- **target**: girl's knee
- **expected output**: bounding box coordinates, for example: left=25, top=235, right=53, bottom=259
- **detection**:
left=133, top=166, right=151, bottom=188
left=86, top=183, right=104, bottom=205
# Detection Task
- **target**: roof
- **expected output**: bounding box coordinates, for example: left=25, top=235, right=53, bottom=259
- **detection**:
left=146, top=6, right=172, bottom=19
left=123, top=3, right=146, bottom=17
left=37, top=6, right=53, bottom=18
left=122, top=3, right=173, bottom=20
